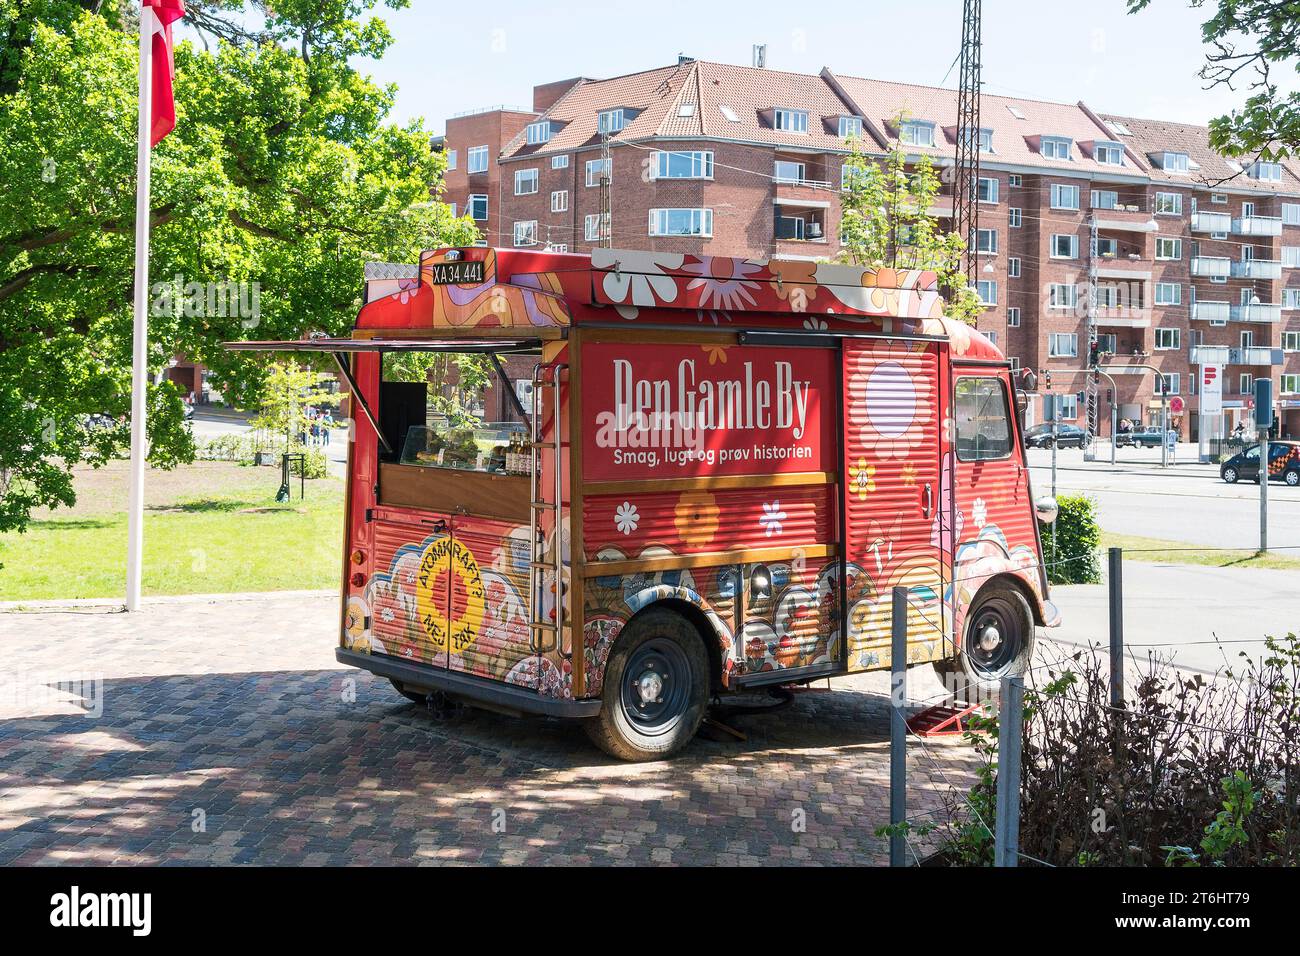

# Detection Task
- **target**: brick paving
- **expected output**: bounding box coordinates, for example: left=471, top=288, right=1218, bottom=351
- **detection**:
left=0, top=593, right=979, bottom=866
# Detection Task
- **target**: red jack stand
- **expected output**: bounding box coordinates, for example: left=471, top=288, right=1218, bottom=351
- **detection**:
left=906, top=700, right=981, bottom=737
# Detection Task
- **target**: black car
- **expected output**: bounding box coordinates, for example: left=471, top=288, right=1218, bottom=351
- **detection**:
left=1023, top=423, right=1086, bottom=449
left=1115, top=426, right=1176, bottom=448
left=1220, top=441, right=1300, bottom=486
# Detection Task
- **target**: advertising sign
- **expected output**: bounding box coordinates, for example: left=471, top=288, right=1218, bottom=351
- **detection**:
left=1200, top=364, right=1222, bottom=415
left=581, top=342, right=834, bottom=480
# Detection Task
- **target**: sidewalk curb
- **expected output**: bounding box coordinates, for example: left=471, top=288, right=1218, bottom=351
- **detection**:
left=0, top=589, right=335, bottom=613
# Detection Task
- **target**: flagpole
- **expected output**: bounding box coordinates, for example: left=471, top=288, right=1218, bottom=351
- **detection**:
left=125, top=8, right=154, bottom=611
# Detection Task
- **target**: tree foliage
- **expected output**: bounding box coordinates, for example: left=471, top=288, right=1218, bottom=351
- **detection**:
left=247, top=359, right=340, bottom=455
left=0, top=0, right=476, bottom=535
left=1129, top=0, right=1300, bottom=161
left=836, top=127, right=983, bottom=325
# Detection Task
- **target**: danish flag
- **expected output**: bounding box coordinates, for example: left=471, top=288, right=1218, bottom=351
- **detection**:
left=143, top=0, right=186, bottom=146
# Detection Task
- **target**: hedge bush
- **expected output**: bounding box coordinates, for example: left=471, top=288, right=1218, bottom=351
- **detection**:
left=1045, top=493, right=1101, bottom=585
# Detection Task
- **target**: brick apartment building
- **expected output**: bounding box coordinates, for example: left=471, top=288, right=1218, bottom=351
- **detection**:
left=438, top=57, right=1300, bottom=442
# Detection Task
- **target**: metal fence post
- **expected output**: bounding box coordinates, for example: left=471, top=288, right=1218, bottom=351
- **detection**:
left=890, top=585, right=908, bottom=867
left=994, top=675, right=1024, bottom=867
left=1108, top=547, right=1124, bottom=709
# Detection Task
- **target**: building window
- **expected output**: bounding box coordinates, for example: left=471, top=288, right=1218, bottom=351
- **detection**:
left=1051, top=234, right=1078, bottom=258
left=468, top=194, right=488, bottom=221
left=978, top=128, right=995, bottom=153
left=468, top=145, right=489, bottom=174
left=1283, top=375, right=1300, bottom=395
left=446, top=150, right=458, bottom=171
left=839, top=116, right=863, bottom=138
left=597, top=109, right=626, bottom=134
left=1057, top=394, right=1079, bottom=420
left=1210, top=192, right=1227, bottom=204
left=1155, top=328, right=1180, bottom=350
left=584, top=212, right=610, bottom=242
left=586, top=158, right=611, bottom=187
left=1042, top=136, right=1072, bottom=160
left=1157, top=373, right=1181, bottom=395
left=1097, top=333, right=1117, bottom=354
left=976, top=279, right=997, bottom=306
left=1008, top=257, right=1021, bottom=278
left=1095, top=141, right=1124, bottom=165
left=976, top=228, right=998, bottom=253
left=1154, top=192, right=1183, bottom=215
left=552, top=154, right=569, bottom=170
left=526, top=121, right=551, bottom=145
left=899, top=119, right=935, bottom=146
left=1284, top=331, right=1300, bottom=352
left=1008, top=207, right=1022, bottom=227
left=1285, top=248, right=1300, bottom=269
left=1049, top=333, right=1078, bottom=357
left=1051, top=183, right=1080, bottom=209
left=1008, top=174, right=1022, bottom=187
left=514, top=168, right=538, bottom=195
left=1247, top=161, right=1282, bottom=181
left=1097, top=237, right=1118, bottom=257
left=648, top=207, right=713, bottom=237
left=1091, top=189, right=1119, bottom=210
left=513, top=220, right=538, bottom=246
left=1161, top=152, right=1190, bottom=173
left=448, top=202, right=457, bottom=217
left=1283, top=204, right=1300, bottom=226
left=1240, top=373, right=1253, bottom=395
left=1283, top=288, right=1300, bottom=310
left=1156, top=237, right=1183, bottom=260
left=984, top=330, right=998, bottom=345
left=1007, top=307, right=1021, bottom=327
left=774, top=160, right=807, bottom=184
left=976, top=177, right=999, bottom=203
left=1154, top=282, right=1181, bottom=305
left=551, top=190, right=568, bottom=213
left=653, top=150, right=713, bottom=179
left=774, top=108, right=810, bottom=133
left=1048, top=284, right=1078, bottom=309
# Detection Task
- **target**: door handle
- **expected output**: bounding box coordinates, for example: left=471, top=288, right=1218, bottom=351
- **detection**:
left=922, top=482, right=933, bottom=519
left=421, top=517, right=448, bottom=533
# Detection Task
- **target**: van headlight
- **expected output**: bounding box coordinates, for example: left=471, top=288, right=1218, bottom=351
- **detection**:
left=1035, top=496, right=1058, bottom=524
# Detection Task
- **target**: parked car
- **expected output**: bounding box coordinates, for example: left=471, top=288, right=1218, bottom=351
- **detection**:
left=1220, top=441, right=1300, bottom=486
left=1116, top=426, right=1176, bottom=448
left=1023, top=423, right=1086, bottom=449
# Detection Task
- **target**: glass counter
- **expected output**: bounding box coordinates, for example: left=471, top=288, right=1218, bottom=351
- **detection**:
left=399, top=421, right=529, bottom=474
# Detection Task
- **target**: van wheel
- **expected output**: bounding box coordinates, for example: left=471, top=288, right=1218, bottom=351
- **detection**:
left=390, top=678, right=430, bottom=705
left=584, top=608, right=709, bottom=761
left=960, top=582, right=1035, bottom=690
left=1222, top=467, right=1239, bottom=484
left=1286, top=469, right=1300, bottom=487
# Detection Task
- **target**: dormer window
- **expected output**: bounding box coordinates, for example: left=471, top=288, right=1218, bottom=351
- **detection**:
left=1247, top=161, right=1282, bottom=181
left=1041, top=136, right=1072, bottom=160
left=774, top=108, right=809, bottom=133
left=1160, top=151, right=1190, bottom=172
left=1095, top=141, right=1124, bottom=165
left=899, top=120, right=936, bottom=147
left=979, top=128, right=995, bottom=153
left=838, top=115, right=863, bottom=138
left=526, top=121, right=552, bottom=145
left=597, top=109, right=626, bottom=134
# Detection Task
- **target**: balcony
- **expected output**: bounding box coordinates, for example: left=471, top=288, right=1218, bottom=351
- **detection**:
left=1093, top=208, right=1159, bottom=233
left=1232, top=215, right=1283, bottom=236
left=1190, top=256, right=1231, bottom=278
left=1191, top=300, right=1231, bottom=322
left=1095, top=257, right=1153, bottom=280
left=1190, top=345, right=1283, bottom=366
left=1230, top=302, right=1282, bottom=323
left=1230, top=259, right=1283, bottom=279
left=774, top=200, right=828, bottom=244
left=1191, top=211, right=1232, bottom=233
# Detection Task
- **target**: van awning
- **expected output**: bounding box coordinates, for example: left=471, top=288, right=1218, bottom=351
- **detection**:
left=223, top=337, right=543, bottom=353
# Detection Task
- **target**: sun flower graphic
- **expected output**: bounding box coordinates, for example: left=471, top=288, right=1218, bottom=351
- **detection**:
left=680, top=256, right=763, bottom=312
left=848, top=457, right=876, bottom=501
left=901, top=462, right=917, bottom=486
left=701, top=344, right=729, bottom=365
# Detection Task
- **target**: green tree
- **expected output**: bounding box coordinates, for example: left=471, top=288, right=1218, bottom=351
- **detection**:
left=0, top=0, right=477, bottom=537
left=837, top=125, right=983, bottom=324
left=248, top=360, right=340, bottom=454
left=1129, top=0, right=1300, bottom=161
left=382, top=352, right=493, bottom=427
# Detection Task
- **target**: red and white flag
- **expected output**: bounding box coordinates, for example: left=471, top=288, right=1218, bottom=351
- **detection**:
left=143, top=0, right=186, bottom=146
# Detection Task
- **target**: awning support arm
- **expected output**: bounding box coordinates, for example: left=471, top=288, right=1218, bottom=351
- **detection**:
left=487, top=351, right=531, bottom=425
left=331, top=352, right=393, bottom=456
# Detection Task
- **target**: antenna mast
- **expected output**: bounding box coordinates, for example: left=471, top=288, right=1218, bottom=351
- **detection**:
left=952, top=0, right=983, bottom=290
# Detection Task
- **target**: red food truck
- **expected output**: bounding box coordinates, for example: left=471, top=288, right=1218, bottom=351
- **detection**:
left=229, top=246, right=1060, bottom=760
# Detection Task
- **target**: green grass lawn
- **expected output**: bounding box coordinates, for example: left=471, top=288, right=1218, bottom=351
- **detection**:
left=1101, top=532, right=1300, bottom=572
left=0, top=461, right=345, bottom=601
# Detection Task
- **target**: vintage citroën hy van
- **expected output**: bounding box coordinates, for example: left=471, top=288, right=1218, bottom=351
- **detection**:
left=229, top=246, right=1060, bottom=761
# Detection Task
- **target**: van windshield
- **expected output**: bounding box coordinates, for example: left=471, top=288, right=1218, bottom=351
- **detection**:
left=955, top=376, right=1013, bottom=461
left=380, top=350, right=538, bottom=473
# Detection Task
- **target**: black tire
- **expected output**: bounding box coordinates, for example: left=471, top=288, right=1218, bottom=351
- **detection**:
left=389, top=677, right=430, bottom=705
left=1286, top=469, right=1300, bottom=487
left=1222, top=467, right=1238, bottom=483
left=584, top=608, right=709, bottom=761
left=959, top=581, right=1035, bottom=690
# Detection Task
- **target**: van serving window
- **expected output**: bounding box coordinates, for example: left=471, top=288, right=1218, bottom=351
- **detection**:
left=955, top=376, right=1013, bottom=462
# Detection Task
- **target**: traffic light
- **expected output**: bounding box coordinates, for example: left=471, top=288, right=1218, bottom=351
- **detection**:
left=1043, top=369, right=1053, bottom=390
left=1089, top=340, right=1101, bottom=368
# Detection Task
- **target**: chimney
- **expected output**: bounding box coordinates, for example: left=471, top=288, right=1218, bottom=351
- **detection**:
left=753, top=44, right=767, bottom=68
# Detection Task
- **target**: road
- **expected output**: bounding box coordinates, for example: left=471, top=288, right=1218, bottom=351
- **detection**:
left=1026, top=444, right=1300, bottom=550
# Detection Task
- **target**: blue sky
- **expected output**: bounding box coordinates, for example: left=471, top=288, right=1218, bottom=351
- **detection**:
left=353, top=0, right=1262, bottom=134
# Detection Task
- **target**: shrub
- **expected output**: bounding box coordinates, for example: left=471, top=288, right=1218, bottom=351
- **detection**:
left=1045, top=493, right=1101, bottom=585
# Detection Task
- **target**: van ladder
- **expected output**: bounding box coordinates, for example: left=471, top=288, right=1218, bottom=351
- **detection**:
left=528, top=363, right=569, bottom=660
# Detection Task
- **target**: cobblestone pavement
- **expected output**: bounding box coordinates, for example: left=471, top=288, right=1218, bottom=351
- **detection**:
left=0, top=593, right=979, bottom=866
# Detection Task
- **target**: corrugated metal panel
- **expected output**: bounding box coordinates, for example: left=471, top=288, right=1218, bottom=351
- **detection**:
left=842, top=341, right=945, bottom=667
left=369, top=515, right=450, bottom=667
left=582, top=485, right=833, bottom=560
